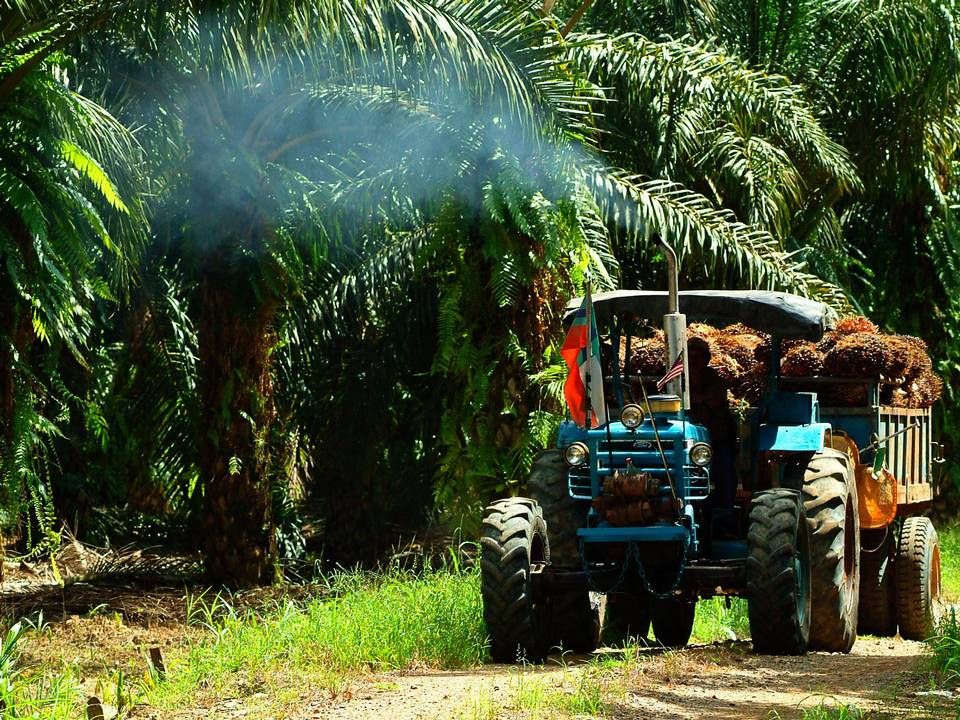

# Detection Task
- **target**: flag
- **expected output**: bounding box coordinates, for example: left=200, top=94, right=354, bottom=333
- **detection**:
left=656, top=352, right=684, bottom=392
left=561, top=287, right=607, bottom=428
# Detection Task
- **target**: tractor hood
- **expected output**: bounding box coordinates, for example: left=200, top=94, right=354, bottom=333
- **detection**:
left=564, top=290, right=836, bottom=340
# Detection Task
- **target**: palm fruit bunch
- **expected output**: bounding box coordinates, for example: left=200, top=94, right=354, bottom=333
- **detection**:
left=815, top=317, right=942, bottom=408
left=732, top=364, right=769, bottom=406
left=714, top=333, right=760, bottom=372
left=835, top=315, right=880, bottom=335
left=822, top=332, right=895, bottom=377
left=781, top=342, right=824, bottom=377
left=626, top=331, right=666, bottom=375
left=688, top=322, right=720, bottom=340
left=615, top=315, right=941, bottom=409
left=592, top=466, right=665, bottom=526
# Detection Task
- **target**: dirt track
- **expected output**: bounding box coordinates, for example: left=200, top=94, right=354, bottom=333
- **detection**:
left=306, top=636, right=948, bottom=720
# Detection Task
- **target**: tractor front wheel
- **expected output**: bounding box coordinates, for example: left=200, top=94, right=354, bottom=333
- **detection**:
left=481, top=499, right=551, bottom=662
left=747, top=488, right=811, bottom=655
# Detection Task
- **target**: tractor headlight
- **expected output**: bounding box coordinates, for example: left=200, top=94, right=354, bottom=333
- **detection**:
left=620, top=403, right=645, bottom=429
left=689, top=442, right=713, bottom=467
left=563, top=442, right=589, bottom=467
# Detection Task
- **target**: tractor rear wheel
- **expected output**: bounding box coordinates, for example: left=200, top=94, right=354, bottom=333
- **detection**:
left=603, top=591, right=651, bottom=646
left=650, top=596, right=696, bottom=649
left=858, top=528, right=896, bottom=636
left=747, top=488, right=811, bottom=655
left=527, top=450, right=598, bottom=652
left=895, top=517, right=943, bottom=640
left=528, top=450, right=585, bottom=567
left=480, top=499, right=551, bottom=662
left=799, top=450, right=860, bottom=652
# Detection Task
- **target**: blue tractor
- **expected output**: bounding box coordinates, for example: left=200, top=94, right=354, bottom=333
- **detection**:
left=480, top=252, right=940, bottom=660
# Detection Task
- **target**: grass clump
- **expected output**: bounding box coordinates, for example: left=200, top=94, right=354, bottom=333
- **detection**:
left=692, top=596, right=749, bottom=643
left=929, top=609, right=960, bottom=684
left=145, top=561, right=485, bottom=713
left=939, top=525, right=960, bottom=602
left=457, top=665, right=609, bottom=720
left=798, top=702, right=866, bottom=719
left=0, top=617, right=84, bottom=719
left=769, top=700, right=867, bottom=719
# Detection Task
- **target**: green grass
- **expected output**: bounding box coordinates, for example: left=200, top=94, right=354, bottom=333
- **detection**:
left=939, top=525, right=960, bottom=602
left=929, top=609, right=960, bottom=683
left=692, top=597, right=749, bottom=643
left=0, top=617, right=87, bottom=719
left=3, top=562, right=484, bottom=719
left=792, top=701, right=866, bottom=719
left=457, top=660, right=613, bottom=719
left=144, top=563, right=485, bottom=713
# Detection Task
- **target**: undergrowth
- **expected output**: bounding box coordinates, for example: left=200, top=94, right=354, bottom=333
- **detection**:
left=3, top=558, right=484, bottom=718
left=0, top=616, right=85, bottom=719
left=929, top=609, right=960, bottom=684
left=770, top=700, right=867, bottom=719
left=692, top=597, right=749, bottom=643
left=144, top=558, right=485, bottom=712
left=939, top=525, right=960, bottom=601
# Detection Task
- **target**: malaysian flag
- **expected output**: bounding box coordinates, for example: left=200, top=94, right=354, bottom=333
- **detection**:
left=656, top=352, right=684, bottom=392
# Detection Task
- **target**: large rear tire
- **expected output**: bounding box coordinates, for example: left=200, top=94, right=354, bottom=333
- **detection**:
left=799, top=450, right=860, bottom=652
left=858, top=528, right=896, bottom=636
left=895, top=517, right=943, bottom=640
left=528, top=450, right=585, bottom=567
left=650, top=596, right=696, bottom=649
left=480, top=499, right=550, bottom=662
left=747, top=488, right=811, bottom=655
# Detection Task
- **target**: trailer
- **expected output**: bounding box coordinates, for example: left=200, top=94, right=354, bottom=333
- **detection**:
left=781, top=376, right=944, bottom=639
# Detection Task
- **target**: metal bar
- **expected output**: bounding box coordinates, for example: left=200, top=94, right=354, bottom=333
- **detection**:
left=861, top=421, right=920, bottom=455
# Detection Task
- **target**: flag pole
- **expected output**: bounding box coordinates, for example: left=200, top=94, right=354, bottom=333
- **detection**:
left=584, top=276, right=593, bottom=428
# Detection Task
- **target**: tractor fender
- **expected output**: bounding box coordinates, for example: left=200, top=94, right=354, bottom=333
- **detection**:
left=758, top=422, right=831, bottom=453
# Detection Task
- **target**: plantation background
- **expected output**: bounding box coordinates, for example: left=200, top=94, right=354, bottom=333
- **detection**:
left=2, top=0, right=960, bottom=583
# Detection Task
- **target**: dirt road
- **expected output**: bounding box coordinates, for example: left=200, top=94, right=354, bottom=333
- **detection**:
left=306, top=636, right=948, bottom=720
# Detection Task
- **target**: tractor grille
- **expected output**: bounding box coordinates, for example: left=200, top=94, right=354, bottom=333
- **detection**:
left=568, top=467, right=592, bottom=500
left=597, top=438, right=675, bottom=454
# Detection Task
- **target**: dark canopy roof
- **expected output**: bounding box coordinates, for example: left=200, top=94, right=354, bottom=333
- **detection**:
left=564, top=290, right=837, bottom=340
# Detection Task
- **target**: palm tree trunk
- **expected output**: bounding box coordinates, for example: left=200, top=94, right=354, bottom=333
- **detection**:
left=197, top=265, right=278, bottom=586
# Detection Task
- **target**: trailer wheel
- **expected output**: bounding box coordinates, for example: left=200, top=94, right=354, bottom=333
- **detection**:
left=528, top=450, right=586, bottom=568
left=798, top=449, right=860, bottom=652
left=895, top=517, right=943, bottom=640
left=603, top=592, right=650, bottom=646
left=650, top=596, right=696, bottom=649
left=481, top=499, right=551, bottom=662
left=747, top=488, right=810, bottom=655
left=858, top=528, right=896, bottom=636
left=550, top=592, right=601, bottom=653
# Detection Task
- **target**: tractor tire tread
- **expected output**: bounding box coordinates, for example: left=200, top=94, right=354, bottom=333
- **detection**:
left=747, top=489, right=810, bottom=655
left=481, top=500, right=549, bottom=662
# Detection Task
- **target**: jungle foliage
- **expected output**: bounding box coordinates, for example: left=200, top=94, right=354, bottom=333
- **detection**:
left=0, top=0, right=959, bottom=582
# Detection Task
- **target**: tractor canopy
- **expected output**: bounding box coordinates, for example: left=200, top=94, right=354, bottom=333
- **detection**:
left=564, top=290, right=836, bottom=341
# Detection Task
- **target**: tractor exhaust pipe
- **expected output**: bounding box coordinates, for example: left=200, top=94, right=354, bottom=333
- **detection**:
left=658, top=237, right=689, bottom=409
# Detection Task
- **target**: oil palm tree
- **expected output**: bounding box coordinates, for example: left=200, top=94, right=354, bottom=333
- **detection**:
left=82, top=0, right=859, bottom=576
left=0, top=0, right=146, bottom=556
